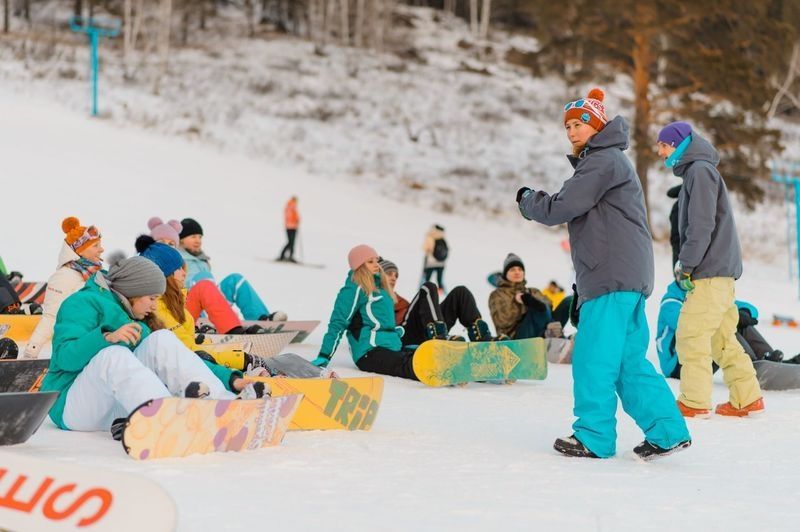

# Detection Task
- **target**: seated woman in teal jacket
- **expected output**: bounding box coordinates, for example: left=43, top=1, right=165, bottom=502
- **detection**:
left=311, top=245, right=418, bottom=380
left=41, top=257, right=244, bottom=436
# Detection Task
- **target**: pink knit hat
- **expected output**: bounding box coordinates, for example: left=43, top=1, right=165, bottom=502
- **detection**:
left=148, top=217, right=182, bottom=245
left=348, top=244, right=378, bottom=271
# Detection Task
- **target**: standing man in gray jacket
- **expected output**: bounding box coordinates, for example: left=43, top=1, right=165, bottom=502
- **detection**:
left=517, top=88, right=690, bottom=461
left=657, top=121, right=763, bottom=418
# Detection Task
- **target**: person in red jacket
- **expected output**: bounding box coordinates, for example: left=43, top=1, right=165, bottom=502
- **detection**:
left=278, top=196, right=300, bottom=263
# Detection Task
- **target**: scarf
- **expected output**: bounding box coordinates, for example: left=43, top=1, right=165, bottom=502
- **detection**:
left=67, top=257, right=102, bottom=281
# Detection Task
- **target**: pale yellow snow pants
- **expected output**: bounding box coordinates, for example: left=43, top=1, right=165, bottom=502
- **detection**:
left=676, top=277, right=761, bottom=410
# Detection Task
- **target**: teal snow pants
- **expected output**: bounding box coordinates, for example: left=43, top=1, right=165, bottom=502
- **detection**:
left=572, top=291, right=690, bottom=458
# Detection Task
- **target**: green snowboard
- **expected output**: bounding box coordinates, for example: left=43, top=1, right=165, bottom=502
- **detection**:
left=412, top=338, right=548, bottom=387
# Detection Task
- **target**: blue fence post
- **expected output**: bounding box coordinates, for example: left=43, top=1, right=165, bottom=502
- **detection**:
left=69, top=16, right=120, bottom=117
left=772, top=161, right=800, bottom=299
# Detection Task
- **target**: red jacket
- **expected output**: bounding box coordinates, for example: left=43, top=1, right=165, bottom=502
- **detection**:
left=395, top=295, right=410, bottom=325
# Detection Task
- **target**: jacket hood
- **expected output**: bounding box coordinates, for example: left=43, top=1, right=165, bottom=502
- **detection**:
left=568, top=116, right=629, bottom=168
left=673, top=133, right=720, bottom=177
left=588, top=116, right=630, bottom=152
left=56, top=241, right=82, bottom=269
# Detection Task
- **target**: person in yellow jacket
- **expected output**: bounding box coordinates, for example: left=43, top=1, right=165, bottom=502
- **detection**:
left=138, top=238, right=268, bottom=388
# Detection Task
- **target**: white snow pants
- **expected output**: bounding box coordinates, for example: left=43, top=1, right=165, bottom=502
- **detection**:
left=62, top=329, right=235, bottom=431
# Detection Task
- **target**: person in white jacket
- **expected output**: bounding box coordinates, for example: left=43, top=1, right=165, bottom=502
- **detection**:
left=22, top=217, right=104, bottom=359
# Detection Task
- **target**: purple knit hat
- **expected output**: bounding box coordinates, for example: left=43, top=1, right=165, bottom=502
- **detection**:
left=658, top=121, right=692, bottom=147
left=148, top=217, right=182, bottom=245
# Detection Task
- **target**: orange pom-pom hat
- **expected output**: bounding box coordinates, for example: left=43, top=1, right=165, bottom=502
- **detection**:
left=62, top=217, right=101, bottom=255
left=564, top=87, right=608, bottom=132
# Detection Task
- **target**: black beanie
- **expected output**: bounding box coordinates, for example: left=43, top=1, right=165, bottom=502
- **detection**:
left=179, top=218, right=203, bottom=240
left=502, top=253, right=525, bottom=280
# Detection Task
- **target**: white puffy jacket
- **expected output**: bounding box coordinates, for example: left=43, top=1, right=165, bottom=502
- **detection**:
left=22, top=243, right=86, bottom=359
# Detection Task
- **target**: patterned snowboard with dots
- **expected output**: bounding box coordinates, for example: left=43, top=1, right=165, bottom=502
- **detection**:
left=121, top=394, right=302, bottom=460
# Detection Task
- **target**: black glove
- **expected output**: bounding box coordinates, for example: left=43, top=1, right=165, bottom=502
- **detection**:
left=521, top=292, right=546, bottom=311
left=7, top=271, right=23, bottom=284
left=516, top=187, right=531, bottom=203
left=569, top=284, right=580, bottom=328
left=195, top=333, right=206, bottom=344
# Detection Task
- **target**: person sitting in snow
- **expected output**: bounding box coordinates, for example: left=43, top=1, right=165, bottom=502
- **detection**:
left=312, top=245, right=419, bottom=380
left=177, top=217, right=287, bottom=322
left=517, top=87, right=690, bottom=460
left=19, top=217, right=102, bottom=359
left=138, top=237, right=272, bottom=379
left=488, top=254, right=569, bottom=340
left=136, top=217, right=270, bottom=335
left=656, top=281, right=800, bottom=391
left=373, top=258, right=495, bottom=345
left=40, top=256, right=266, bottom=439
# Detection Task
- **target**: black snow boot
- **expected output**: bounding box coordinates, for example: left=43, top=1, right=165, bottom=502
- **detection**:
left=633, top=439, right=692, bottom=461
left=110, top=417, right=128, bottom=441
left=426, top=321, right=448, bottom=340
left=244, top=324, right=268, bottom=334
left=784, top=353, right=800, bottom=364
left=765, top=350, right=784, bottom=363
left=184, top=381, right=210, bottom=399
left=553, top=435, right=599, bottom=458
left=0, top=338, right=19, bottom=359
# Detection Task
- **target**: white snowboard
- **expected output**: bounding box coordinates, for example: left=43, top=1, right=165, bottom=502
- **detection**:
left=0, top=451, right=177, bottom=531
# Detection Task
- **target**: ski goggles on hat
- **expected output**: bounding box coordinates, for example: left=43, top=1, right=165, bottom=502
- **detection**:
left=69, top=226, right=101, bottom=251
left=564, top=99, right=585, bottom=111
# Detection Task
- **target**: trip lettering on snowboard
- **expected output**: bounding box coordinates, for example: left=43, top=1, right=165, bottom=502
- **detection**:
left=0, top=467, right=113, bottom=527
left=323, top=380, right=379, bottom=430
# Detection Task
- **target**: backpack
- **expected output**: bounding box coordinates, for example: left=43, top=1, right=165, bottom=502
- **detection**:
left=432, top=238, right=449, bottom=261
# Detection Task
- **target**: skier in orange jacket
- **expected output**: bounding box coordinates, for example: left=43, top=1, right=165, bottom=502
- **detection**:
left=278, top=196, right=300, bottom=263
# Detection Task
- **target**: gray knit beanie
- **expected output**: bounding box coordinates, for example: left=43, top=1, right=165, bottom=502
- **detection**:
left=379, top=258, right=398, bottom=276
left=106, top=256, right=166, bottom=298
left=502, top=253, right=525, bottom=280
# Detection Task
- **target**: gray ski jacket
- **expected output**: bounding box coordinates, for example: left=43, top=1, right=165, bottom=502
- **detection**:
left=518, top=116, right=654, bottom=306
left=673, top=134, right=743, bottom=280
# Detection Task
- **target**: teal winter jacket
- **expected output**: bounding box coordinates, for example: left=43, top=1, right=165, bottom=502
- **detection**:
left=318, top=272, right=403, bottom=364
left=41, top=273, right=155, bottom=429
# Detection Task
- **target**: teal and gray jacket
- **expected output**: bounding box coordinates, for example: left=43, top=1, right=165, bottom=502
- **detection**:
left=319, top=272, right=403, bottom=363
left=41, top=272, right=239, bottom=430
left=518, top=116, right=654, bottom=306
left=673, top=133, right=743, bottom=280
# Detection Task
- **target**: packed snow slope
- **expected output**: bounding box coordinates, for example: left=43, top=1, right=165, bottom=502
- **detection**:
left=3, top=90, right=800, bottom=531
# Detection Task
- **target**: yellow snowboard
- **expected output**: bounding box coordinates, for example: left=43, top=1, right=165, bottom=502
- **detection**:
left=250, top=376, right=383, bottom=431
left=0, top=315, right=40, bottom=342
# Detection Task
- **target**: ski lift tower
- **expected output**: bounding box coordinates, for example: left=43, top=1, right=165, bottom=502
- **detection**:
left=772, top=161, right=800, bottom=299
left=69, top=16, right=120, bottom=117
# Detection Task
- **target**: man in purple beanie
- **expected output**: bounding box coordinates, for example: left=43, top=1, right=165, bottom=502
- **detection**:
left=656, top=122, right=763, bottom=419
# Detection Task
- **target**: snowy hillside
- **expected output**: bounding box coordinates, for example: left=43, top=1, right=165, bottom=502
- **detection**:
left=4, top=87, right=800, bottom=531
left=0, top=5, right=797, bottom=263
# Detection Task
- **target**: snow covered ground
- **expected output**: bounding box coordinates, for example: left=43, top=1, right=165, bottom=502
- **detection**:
left=3, top=89, right=800, bottom=531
